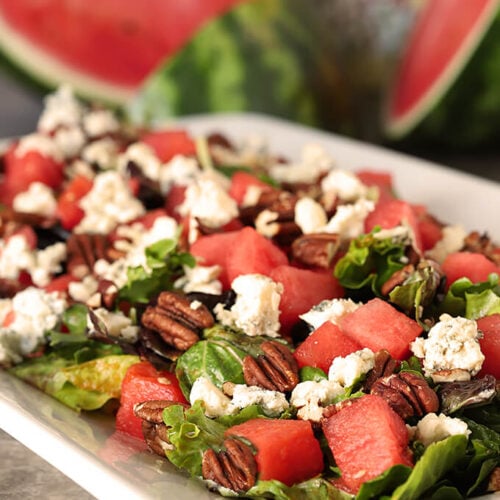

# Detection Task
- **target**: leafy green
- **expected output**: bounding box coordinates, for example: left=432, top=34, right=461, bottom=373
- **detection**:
left=334, top=230, right=408, bottom=297
left=391, top=435, right=468, bottom=499
left=175, top=339, right=247, bottom=399
left=439, top=376, right=497, bottom=415
left=439, top=273, right=500, bottom=319
left=299, top=366, right=327, bottom=382
left=356, top=465, right=412, bottom=500
left=246, top=477, right=353, bottom=500
left=47, top=303, right=90, bottom=347
left=118, top=237, right=195, bottom=303
left=162, top=401, right=227, bottom=476
left=10, top=347, right=137, bottom=411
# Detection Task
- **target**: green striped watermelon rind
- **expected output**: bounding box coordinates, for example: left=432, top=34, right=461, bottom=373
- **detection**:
left=128, top=0, right=338, bottom=129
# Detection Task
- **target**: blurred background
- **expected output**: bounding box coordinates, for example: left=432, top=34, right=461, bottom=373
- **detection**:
left=0, top=0, right=499, bottom=182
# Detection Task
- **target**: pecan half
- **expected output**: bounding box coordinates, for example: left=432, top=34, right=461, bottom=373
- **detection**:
left=66, top=233, right=111, bottom=278
left=134, top=399, right=187, bottom=456
left=291, top=233, right=342, bottom=268
left=202, top=438, right=257, bottom=493
left=463, top=231, right=500, bottom=266
left=371, top=371, right=439, bottom=420
left=363, top=350, right=400, bottom=392
left=141, top=291, right=214, bottom=351
left=243, top=340, right=299, bottom=392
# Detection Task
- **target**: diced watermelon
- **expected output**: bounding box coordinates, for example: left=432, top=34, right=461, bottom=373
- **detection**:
left=476, top=314, right=500, bottom=379
left=228, top=171, right=272, bottom=205
left=339, top=298, right=422, bottom=360
left=226, top=418, right=323, bottom=486
left=442, top=251, right=500, bottom=289
left=190, top=229, right=242, bottom=289
left=356, top=169, right=395, bottom=203
left=164, top=185, right=187, bottom=221
left=43, top=274, right=79, bottom=295
left=56, top=174, right=93, bottom=230
left=293, top=321, right=362, bottom=373
left=225, top=227, right=288, bottom=284
left=269, top=266, right=344, bottom=333
left=322, top=394, right=412, bottom=494
left=364, top=199, right=422, bottom=253
left=115, top=361, right=187, bottom=439
left=140, top=129, right=196, bottom=162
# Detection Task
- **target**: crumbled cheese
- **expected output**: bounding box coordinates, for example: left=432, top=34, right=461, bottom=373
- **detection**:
left=242, top=185, right=264, bottom=207
left=30, top=242, right=67, bottom=287
left=159, top=155, right=201, bottom=194
left=118, top=142, right=162, bottom=181
left=68, top=159, right=95, bottom=180
left=410, top=413, right=471, bottom=447
left=300, top=298, right=361, bottom=330
left=53, top=126, right=86, bottom=159
left=290, top=379, right=343, bottom=422
left=328, top=348, right=375, bottom=387
left=215, top=274, right=283, bottom=337
left=189, top=376, right=236, bottom=418
left=321, top=169, right=368, bottom=202
left=426, top=225, right=467, bottom=263
left=87, top=308, right=139, bottom=343
left=13, top=182, right=57, bottom=217
left=81, top=137, right=119, bottom=169
left=75, top=171, right=145, bottom=234
left=410, top=314, right=484, bottom=382
left=294, top=197, right=328, bottom=234
left=83, top=109, right=119, bottom=138
left=0, top=287, right=67, bottom=365
left=231, top=384, right=289, bottom=417
left=270, top=143, right=333, bottom=184
left=37, top=85, right=83, bottom=133
left=372, top=225, right=411, bottom=244
left=15, top=133, right=63, bottom=162
left=68, top=276, right=99, bottom=303
left=255, top=210, right=280, bottom=238
left=178, top=175, right=238, bottom=228
left=174, top=264, right=222, bottom=295
left=0, top=234, right=36, bottom=280
left=211, top=134, right=269, bottom=168
left=323, top=198, right=375, bottom=239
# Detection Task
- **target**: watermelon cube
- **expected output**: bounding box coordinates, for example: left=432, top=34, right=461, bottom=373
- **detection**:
left=322, top=394, right=413, bottom=493
left=226, top=418, right=324, bottom=486
left=269, top=265, right=344, bottom=333
left=364, top=199, right=422, bottom=253
left=442, top=251, right=500, bottom=290
left=293, top=321, right=362, bottom=373
left=476, top=314, right=500, bottom=379
left=225, top=227, right=288, bottom=284
left=228, top=171, right=273, bottom=205
left=339, top=298, right=422, bottom=360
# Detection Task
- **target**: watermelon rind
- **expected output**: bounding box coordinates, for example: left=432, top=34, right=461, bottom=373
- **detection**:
left=0, top=13, right=134, bottom=105
left=385, top=0, right=499, bottom=140
left=128, top=0, right=337, bottom=128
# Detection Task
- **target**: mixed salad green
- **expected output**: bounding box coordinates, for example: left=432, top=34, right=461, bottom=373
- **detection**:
left=0, top=86, right=498, bottom=498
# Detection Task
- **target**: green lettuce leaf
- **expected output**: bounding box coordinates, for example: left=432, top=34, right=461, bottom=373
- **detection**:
left=440, top=273, right=500, bottom=319
left=391, top=435, right=468, bottom=499
left=356, top=465, right=412, bottom=500
left=10, top=349, right=138, bottom=411
left=119, top=237, right=195, bottom=304
left=162, top=401, right=227, bottom=477
left=334, top=230, right=408, bottom=297
left=47, top=303, right=90, bottom=347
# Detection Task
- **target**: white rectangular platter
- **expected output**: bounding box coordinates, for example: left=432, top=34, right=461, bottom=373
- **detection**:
left=0, top=113, right=498, bottom=499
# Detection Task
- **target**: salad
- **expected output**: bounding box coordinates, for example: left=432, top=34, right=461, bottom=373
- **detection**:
left=0, top=85, right=499, bottom=499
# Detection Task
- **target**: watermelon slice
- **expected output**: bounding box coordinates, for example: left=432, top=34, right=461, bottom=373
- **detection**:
left=386, top=0, right=499, bottom=138
left=322, top=394, right=412, bottom=494
left=0, top=0, right=244, bottom=102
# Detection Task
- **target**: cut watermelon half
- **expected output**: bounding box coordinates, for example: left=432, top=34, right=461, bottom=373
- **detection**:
left=0, top=0, right=244, bottom=103
left=385, top=0, right=499, bottom=138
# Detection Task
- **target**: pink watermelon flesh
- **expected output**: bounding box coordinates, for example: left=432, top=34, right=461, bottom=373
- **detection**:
left=225, top=227, right=289, bottom=284
left=441, top=251, right=500, bottom=290
left=476, top=314, right=500, bottom=379
left=226, top=418, right=324, bottom=486
left=293, top=321, right=362, bottom=374
left=364, top=199, right=423, bottom=253
left=339, top=298, right=422, bottom=360
left=0, top=0, right=244, bottom=89
left=269, top=265, right=344, bottom=333
left=386, top=0, right=499, bottom=137
left=322, top=394, right=412, bottom=494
